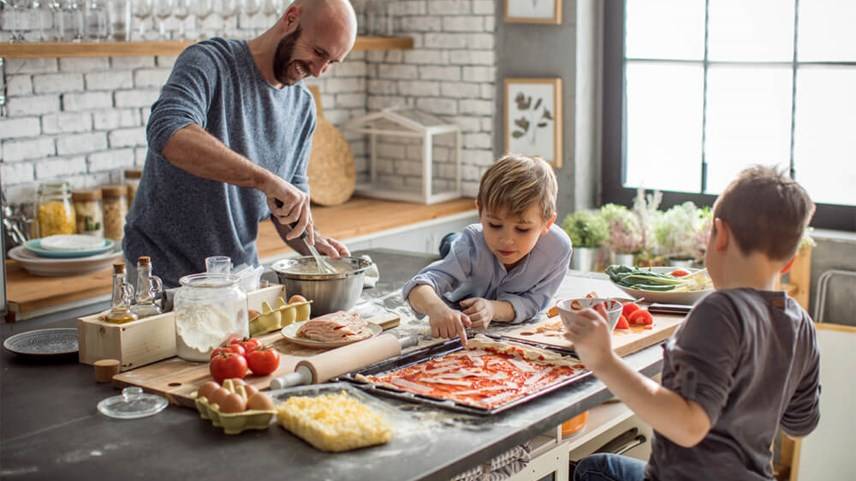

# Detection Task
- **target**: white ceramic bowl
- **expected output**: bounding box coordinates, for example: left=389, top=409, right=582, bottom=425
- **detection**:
left=557, top=297, right=624, bottom=331
left=611, top=267, right=713, bottom=306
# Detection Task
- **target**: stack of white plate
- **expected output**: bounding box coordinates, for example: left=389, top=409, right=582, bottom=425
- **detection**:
left=8, top=235, right=124, bottom=277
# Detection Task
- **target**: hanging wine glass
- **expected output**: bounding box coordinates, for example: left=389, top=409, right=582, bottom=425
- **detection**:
left=192, top=0, right=213, bottom=39
left=173, top=0, right=191, bottom=39
left=215, top=0, right=238, bottom=38
left=153, top=0, right=172, bottom=39
left=131, top=0, right=152, bottom=40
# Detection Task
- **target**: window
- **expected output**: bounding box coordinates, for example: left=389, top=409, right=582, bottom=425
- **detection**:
left=602, top=0, right=856, bottom=231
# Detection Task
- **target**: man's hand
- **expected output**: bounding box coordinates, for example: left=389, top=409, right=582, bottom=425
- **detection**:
left=261, top=175, right=312, bottom=243
left=428, top=305, right=471, bottom=345
left=313, top=233, right=350, bottom=258
left=460, top=297, right=495, bottom=330
left=562, top=304, right=617, bottom=372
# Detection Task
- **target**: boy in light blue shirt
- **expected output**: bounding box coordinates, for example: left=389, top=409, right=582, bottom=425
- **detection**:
left=402, top=155, right=573, bottom=343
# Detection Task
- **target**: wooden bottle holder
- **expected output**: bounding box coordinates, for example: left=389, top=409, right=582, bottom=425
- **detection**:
left=78, top=284, right=286, bottom=372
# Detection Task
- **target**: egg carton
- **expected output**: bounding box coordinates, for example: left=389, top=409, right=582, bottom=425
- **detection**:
left=248, top=297, right=312, bottom=337
left=193, top=380, right=277, bottom=435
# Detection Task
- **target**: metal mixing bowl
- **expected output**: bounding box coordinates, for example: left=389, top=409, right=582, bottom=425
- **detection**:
left=270, top=256, right=373, bottom=316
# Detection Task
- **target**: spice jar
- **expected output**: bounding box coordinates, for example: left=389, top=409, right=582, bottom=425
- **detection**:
left=173, top=273, right=248, bottom=361
left=72, top=189, right=104, bottom=237
left=124, top=169, right=141, bottom=208
left=102, top=185, right=128, bottom=241
left=36, top=181, right=77, bottom=237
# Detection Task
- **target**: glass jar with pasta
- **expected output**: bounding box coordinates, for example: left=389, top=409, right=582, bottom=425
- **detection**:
left=102, top=185, right=128, bottom=241
left=124, top=169, right=142, bottom=208
left=72, top=189, right=104, bottom=237
left=36, top=181, right=77, bottom=237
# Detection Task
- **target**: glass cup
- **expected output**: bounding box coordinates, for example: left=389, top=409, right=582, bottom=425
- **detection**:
left=205, top=255, right=232, bottom=274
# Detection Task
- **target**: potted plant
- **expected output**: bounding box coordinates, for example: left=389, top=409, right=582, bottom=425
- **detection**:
left=562, top=210, right=608, bottom=272
left=600, top=203, right=643, bottom=266
left=654, top=202, right=710, bottom=267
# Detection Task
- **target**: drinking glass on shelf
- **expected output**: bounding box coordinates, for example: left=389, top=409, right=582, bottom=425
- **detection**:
left=153, top=0, right=172, bottom=39
left=131, top=0, right=152, bottom=40
left=84, top=0, right=108, bottom=41
left=47, top=0, right=64, bottom=40
left=242, top=0, right=260, bottom=38
left=30, top=0, right=50, bottom=41
left=215, top=0, right=238, bottom=38
left=192, top=0, right=214, bottom=39
left=60, top=0, right=84, bottom=42
left=173, top=0, right=191, bottom=39
left=6, top=0, right=28, bottom=43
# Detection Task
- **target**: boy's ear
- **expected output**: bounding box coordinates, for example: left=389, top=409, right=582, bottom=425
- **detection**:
left=713, top=218, right=729, bottom=252
left=543, top=212, right=557, bottom=233
left=780, top=256, right=796, bottom=275
left=474, top=199, right=479, bottom=211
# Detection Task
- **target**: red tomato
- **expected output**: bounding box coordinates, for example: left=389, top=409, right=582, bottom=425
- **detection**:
left=622, top=302, right=641, bottom=318
left=246, top=347, right=280, bottom=376
left=670, top=268, right=691, bottom=277
left=629, top=310, right=654, bottom=326
left=209, top=352, right=248, bottom=383
left=210, top=344, right=245, bottom=359
left=615, top=316, right=630, bottom=330
left=240, top=338, right=264, bottom=353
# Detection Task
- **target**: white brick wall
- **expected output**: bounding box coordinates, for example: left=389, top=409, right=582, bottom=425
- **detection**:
left=368, top=1, right=496, bottom=197
left=2, top=3, right=496, bottom=203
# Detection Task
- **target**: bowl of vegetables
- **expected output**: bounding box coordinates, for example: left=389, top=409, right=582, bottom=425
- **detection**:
left=605, top=265, right=713, bottom=305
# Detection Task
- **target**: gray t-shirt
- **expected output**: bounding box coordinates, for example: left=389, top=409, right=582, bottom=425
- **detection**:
left=124, top=38, right=316, bottom=287
left=647, top=289, right=820, bottom=481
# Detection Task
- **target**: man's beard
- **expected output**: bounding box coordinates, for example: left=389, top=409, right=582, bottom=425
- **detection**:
left=273, top=26, right=306, bottom=86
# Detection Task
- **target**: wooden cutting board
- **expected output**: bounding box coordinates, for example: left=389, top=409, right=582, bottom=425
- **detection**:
left=112, top=311, right=400, bottom=408
left=306, top=85, right=356, bottom=206
left=503, top=312, right=685, bottom=357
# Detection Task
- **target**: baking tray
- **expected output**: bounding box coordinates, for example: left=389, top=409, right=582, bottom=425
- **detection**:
left=339, top=336, right=592, bottom=416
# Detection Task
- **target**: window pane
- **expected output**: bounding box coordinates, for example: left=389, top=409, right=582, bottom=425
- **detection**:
left=625, top=62, right=704, bottom=193
left=708, top=0, right=795, bottom=61
left=705, top=66, right=792, bottom=193
left=798, top=0, right=856, bottom=61
left=626, top=0, right=706, bottom=60
left=794, top=67, right=856, bottom=206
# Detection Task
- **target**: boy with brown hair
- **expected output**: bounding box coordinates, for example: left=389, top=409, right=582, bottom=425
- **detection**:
left=566, top=166, right=820, bottom=481
left=403, top=154, right=573, bottom=344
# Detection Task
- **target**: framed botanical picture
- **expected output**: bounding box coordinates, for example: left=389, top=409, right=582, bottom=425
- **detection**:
left=505, top=0, right=562, bottom=25
left=504, top=78, right=563, bottom=168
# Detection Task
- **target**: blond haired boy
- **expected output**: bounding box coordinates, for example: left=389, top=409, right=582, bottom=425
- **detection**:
left=403, top=154, right=573, bottom=343
left=566, top=166, right=820, bottom=481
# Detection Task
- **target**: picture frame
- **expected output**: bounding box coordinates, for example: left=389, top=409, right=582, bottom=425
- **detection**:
left=504, top=78, right=563, bottom=168
left=505, top=0, right=563, bottom=25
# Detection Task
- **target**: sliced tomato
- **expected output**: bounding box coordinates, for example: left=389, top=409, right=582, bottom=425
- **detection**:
left=615, top=316, right=630, bottom=330
left=622, top=302, right=641, bottom=318
left=629, top=310, right=654, bottom=326
left=670, top=268, right=691, bottom=277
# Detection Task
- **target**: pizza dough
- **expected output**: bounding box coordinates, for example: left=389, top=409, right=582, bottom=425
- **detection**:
left=277, top=391, right=392, bottom=452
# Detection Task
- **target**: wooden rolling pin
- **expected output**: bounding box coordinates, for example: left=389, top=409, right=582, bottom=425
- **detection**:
left=269, top=333, right=417, bottom=390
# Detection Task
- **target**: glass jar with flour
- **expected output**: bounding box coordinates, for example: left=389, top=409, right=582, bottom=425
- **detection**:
left=173, top=273, right=248, bottom=361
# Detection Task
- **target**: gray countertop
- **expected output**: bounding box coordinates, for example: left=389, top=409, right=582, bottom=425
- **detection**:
left=0, top=249, right=663, bottom=481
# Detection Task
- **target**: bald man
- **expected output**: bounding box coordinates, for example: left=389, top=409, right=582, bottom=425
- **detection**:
left=124, top=0, right=358, bottom=287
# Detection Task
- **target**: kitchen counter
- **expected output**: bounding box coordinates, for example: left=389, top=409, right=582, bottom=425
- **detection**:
left=4, top=197, right=477, bottom=323
left=0, top=249, right=664, bottom=481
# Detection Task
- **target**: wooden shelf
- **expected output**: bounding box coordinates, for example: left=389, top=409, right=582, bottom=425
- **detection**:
left=0, top=36, right=414, bottom=59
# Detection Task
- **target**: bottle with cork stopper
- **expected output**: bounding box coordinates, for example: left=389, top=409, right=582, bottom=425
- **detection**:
left=106, top=263, right=138, bottom=324
left=131, top=256, right=163, bottom=319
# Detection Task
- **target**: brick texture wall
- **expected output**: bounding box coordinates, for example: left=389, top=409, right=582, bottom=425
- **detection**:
left=1, top=1, right=496, bottom=203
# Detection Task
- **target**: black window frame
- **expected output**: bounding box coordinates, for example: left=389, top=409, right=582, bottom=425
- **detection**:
left=601, top=0, right=856, bottom=232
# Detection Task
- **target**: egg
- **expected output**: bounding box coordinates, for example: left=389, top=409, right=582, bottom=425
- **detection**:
left=243, top=384, right=259, bottom=399
left=197, top=381, right=220, bottom=400
left=209, top=387, right=231, bottom=407
left=288, top=294, right=307, bottom=304
left=219, top=393, right=247, bottom=413
left=246, top=392, right=275, bottom=411
left=248, top=309, right=261, bottom=321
